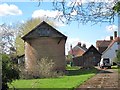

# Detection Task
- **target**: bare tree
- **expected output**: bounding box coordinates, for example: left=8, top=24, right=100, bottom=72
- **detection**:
left=38, top=0, right=119, bottom=24
left=0, top=24, right=17, bottom=54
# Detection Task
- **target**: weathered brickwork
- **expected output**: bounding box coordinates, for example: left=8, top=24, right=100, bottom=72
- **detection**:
left=22, top=21, right=67, bottom=77
left=25, top=37, right=66, bottom=74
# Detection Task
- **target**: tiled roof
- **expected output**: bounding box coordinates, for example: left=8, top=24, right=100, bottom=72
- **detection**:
left=96, top=40, right=112, bottom=47
left=103, top=37, right=120, bottom=54
left=73, top=45, right=87, bottom=51
left=107, top=37, right=120, bottom=49
left=68, top=44, right=87, bottom=56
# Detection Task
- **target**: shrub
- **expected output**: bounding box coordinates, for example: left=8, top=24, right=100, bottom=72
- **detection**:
left=2, top=54, right=19, bottom=90
left=36, top=57, right=58, bottom=78
left=19, top=57, right=64, bottom=79
left=117, top=50, right=120, bottom=67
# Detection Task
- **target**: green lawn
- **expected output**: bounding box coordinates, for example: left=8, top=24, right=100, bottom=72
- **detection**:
left=9, top=67, right=98, bottom=89
left=118, top=66, right=120, bottom=73
left=111, top=65, right=118, bottom=69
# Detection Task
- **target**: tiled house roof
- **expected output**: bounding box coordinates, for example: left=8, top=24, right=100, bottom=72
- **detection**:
left=108, top=37, right=120, bottom=48
left=68, top=43, right=87, bottom=57
left=96, top=40, right=112, bottom=48
left=103, top=37, right=120, bottom=54
left=96, top=40, right=112, bottom=53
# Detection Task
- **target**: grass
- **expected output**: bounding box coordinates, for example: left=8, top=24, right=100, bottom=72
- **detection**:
left=118, top=66, right=120, bottom=73
left=9, top=66, right=98, bottom=89
left=111, top=65, right=119, bottom=69
left=66, top=64, right=80, bottom=70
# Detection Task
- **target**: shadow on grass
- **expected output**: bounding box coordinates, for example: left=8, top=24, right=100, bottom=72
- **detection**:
left=66, top=67, right=115, bottom=76
left=66, top=67, right=99, bottom=76
left=112, top=65, right=119, bottom=69
left=98, top=70, right=113, bottom=74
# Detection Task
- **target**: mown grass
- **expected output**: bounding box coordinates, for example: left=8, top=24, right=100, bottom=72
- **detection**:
left=111, top=65, right=119, bottom=69
left=66, top=64, right=80, bottom=70
left=118, top=66, right=120, bottom=73
left=9, top=67, right=98, bottom=89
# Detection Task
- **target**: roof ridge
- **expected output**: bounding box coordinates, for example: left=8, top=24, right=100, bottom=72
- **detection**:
left=22, top=21, right=67, bottom=40
left=102, top=37, right=120, bottom=54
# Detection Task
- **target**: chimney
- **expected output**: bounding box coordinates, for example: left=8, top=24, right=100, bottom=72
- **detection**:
left=77, top=42, right=81, bottom=47
left=70, top=44, right=72, bottom=51
left=114, top=31, right=117, bottom=39
left=70, top=44, right=74, bottom=57
left=110, top=36, right=113, bottom=41
left=82, top=44, right=86, bottom=48
left=70, top=44, right=73, bottom=54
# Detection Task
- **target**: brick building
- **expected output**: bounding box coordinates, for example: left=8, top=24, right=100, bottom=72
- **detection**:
left=96, top=31, right=118, bottom=53
left=22, top=21, right=67, bottom=76
left=82, top=45, right=101, bottom=67
left=68, top=42, right=87, bottom=57
left=73, top=45, right=101, bottom=67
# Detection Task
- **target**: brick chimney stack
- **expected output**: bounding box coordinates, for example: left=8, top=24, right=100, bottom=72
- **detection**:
left=114, top=31, right=117, bottom=39
left=77, top=42, right=81, bottom=47
left=110, top=36, right=113, bottom=41
left=82, top=44, right=86, bottom=48
left=70, top=44, right=73, bottom=54
left=70, top=44, right=72, bottom=51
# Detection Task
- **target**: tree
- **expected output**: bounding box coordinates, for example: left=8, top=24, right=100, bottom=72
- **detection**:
left=0, top=24, right=19, bottom=89
left=36, top=57, right=56, bottom=78
left=113, top=1, right=120, bottom=14
left=0, top=24, right=16, bottom=54
left=117, top=50, right=120, bottom=65
left=15, top=18, right=57, bottom=56
left=38, top=0, right=119, bottom=24
left=2, top=54, right=19, bottom=90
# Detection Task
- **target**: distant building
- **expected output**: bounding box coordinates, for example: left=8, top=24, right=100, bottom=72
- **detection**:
left=96, top=40, right=112, bottom=53
left=22, top=21, right=67, bottom=77
left=82, top=45, right=101, bottom=67
left=102, top=37, right=120, bottom=65
left=73, top=45, right=101, bottom=67
left=96, top=31, right=118, bottom=53
left=68, top=42, right=87, bottom=58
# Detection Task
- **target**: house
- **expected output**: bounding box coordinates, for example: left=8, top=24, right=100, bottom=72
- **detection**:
left=96, top=40, right=112, bottom=53
left=102, top=37, right=120, bottom=65
left=82, top=45, right=102, bottom=67
left=73, top=45, right=101, bottom=67
left=96, top=31, right=118, bottom=53
left=22, top=21, right=67, bottom=77
left=68, top=42, right=87, bottom=57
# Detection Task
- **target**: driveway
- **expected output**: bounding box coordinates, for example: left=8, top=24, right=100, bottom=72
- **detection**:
left=76, top=67, right=119, bottom=90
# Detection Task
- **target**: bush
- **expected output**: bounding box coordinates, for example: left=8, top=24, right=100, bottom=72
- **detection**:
left=117, top=50, right=120, bottom=67
left=37, top=57, right=59, bottom=78
left=2, top=54, right=19, bottom=90
left=20, top=57, right=64, bottom=79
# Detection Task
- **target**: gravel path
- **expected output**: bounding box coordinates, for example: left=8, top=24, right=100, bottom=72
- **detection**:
left=76, top=68, right=119, bottom=90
